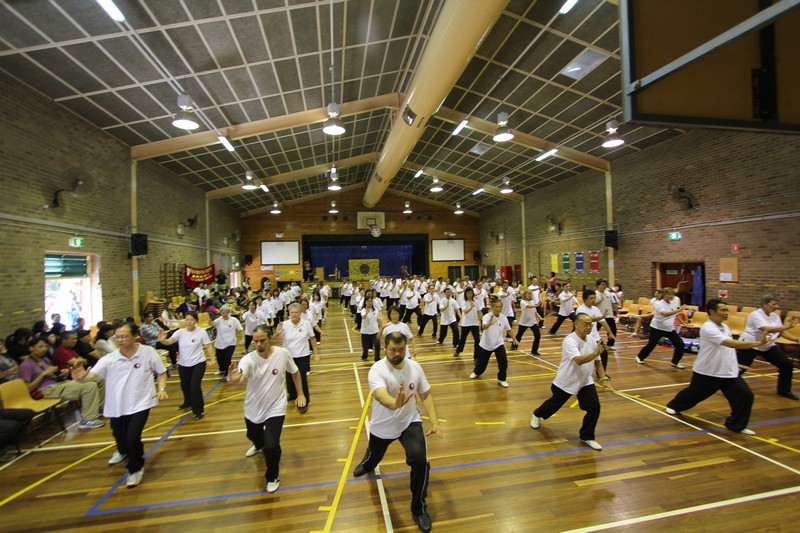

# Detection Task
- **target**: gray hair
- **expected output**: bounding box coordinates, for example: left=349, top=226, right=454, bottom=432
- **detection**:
left=220, top=304, right=232, bottom=313
left=761, top=294, right=778, bottom=306
left=288, top=302, right=302, bottom=313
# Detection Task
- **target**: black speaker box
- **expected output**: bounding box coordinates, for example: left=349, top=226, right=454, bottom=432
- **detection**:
left=473, top=250, right=481, bottom=261
left=130, top=233, right=148, bottom=255
left=245, top=254, right=254, bottom=265
left=604, top=230, right=619, bottom=249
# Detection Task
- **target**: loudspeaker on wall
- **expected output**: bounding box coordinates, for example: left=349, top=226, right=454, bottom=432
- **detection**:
left=604, top=230, right=619, bottom=249
left=245, top=254, right=253, bottom=265
left=130, top=233, right=148, bottom=256
left=473, top=250, right=481, bottom=261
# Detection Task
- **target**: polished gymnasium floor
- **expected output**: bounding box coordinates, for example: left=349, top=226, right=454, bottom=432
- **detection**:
left=1, top=304, right=799, bottom=532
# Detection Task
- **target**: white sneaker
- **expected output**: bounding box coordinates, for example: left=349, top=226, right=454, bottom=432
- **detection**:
left=630, top=333, right=639, bottom=338
left=665, top=407, right=677, bottom=415
left=498, top=380, right=509, bottom=388
left=214, top=370, right=223, bottom=375
left=108, top=451, right=127, bottom=465
left=79, top=418, right=105, bottom=429
left=738, top=428, right=756, bottom=436
left=530, top=414, right=540, bottom=429
left=245, top=445, right=259, bottom=457
left=266, top=478, right=280, bottom=493
left=581, top=439, right=602, bottom=451
left=672, top=362, right=685, bottom=369
left=469, top=372, right=478, bottom=379
left=635, top=357, right=644, bottom=364
left=126, top=468, right=144, bottom=488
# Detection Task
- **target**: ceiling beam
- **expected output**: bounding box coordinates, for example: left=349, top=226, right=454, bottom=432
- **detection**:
left=401, top=162, right=524, bottom=203
left=207, top=152, right=380, bottom=200
left=240, top=183, right=364, bottom=218
left=388, top=189, right=479, bottom=218
left=132, top=93, right=403, bottom=161
left=436, top=107, right=611, bottom=172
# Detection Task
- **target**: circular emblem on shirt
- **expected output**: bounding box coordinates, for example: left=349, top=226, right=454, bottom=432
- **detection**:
left=408, top=383, right=415, bottom=390
left=134, top=363, right=141, bottom=369
left=272, top=368, right=279, bottom=375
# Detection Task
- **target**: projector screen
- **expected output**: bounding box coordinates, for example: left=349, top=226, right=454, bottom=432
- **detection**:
left=431, top=239, right=464, bottom=262
left=260, top=241, right=300, bottom=265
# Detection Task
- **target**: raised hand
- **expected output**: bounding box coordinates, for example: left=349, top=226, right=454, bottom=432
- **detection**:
left=393, top=380, right=415, bottom=409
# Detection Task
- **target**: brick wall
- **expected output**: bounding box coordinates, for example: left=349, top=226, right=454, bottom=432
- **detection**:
left=480, top=128, right=800, bottom=310
left=0, top=72, right=241, bottom=333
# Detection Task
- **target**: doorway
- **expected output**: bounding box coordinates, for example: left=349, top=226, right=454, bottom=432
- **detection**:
left=657, top=262, right=705, bottom=309
left=464, top=265, right=479, bottom=281
left=44, top=253, right=102, bottom=328
left=447, top=266, right=462, bottom=280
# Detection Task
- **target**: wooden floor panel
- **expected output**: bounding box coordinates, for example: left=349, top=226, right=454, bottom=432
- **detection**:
left=2, top=305, right=799, bottom=531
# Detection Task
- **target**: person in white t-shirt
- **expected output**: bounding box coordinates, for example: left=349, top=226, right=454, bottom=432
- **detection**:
left=635, top=287, right=688, bottom=368
left=402, top=285, right=422, bottom=326
left=360, top=297, right=383, bottom=362
left=530, top=313, right=610, bottom=451
left=436, top=288, right=460, bottom=348
left=470, top=299, right=512, bottom=387
left=455, top=287, right=482, bottom=358
left=73, top=322, right=168, bottom=488
left=212, top=305, right=243, bottom=381
left=528, top=276, right=545, bottom=328
left=228, top=325, right=306, bottom=493
left=630, top=289, right=662, bottom=337
left=274, top=303, right=318, bottom=413
left=382, top=306, right=417, bottom=359
left=515, top=290, right=543, bottom=356
left=352, top=332, right=443, bottom=533
left=418, top=286, right=439, bottom=338
left=594, top=279, right=617, bottom=348
left=241, top=301, right=263, bottom=354
left=576, top=290, right=616, bottom=379
left=548, top=283, right=578, bottom=335
left=666, top=299, right=767, bottom=434
left=736, top=294, right=800, bottom=400
left=498, top=280, right=516, bottom=327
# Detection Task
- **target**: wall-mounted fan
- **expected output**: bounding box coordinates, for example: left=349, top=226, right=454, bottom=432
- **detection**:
left=43, top=168, right=98, bottom=209
left=668, top=184, right=694, bottom=209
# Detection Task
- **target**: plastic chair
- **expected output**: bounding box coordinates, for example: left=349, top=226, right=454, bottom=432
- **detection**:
left=726, top=314, right=746, bottom=337
left=637, top=297, right=651, bottom=306
left=0, top=379, right=64, bottom=445
left=740, top=306, right=757, bottom=314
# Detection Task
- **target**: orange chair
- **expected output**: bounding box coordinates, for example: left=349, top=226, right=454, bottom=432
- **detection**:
left=618, top=300, right=633, bottom=315
left=637, top=297, right=651, bottom=306
left=727, top=305, right=738, bottom=313
left=740, top=306, right=757, bottom=314
left=726, top=315, right=746, bottom=337
left=0, top=379, right=64, bottom=445
left=687, top=311, right=708, bottom=329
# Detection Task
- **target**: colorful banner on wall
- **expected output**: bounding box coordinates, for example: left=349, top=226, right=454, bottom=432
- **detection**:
left=562, top=252, right=570, bottom=273
left=550, top=254, right=559, bottom=274
left=185, top=264, right=215, bottom=288
left=575, top=252, right=584, bottom=274
left=349, top=258, right=380, bottom=280
left=590, top=251, right=600, bottom=274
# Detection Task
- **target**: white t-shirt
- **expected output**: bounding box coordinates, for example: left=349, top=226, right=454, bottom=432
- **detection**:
left=518, top=299, right=539, bottom=327
left=528, top=284, right=541, bottom=306
left=368, top=358, right=430, bottom=439
left=281, top=319, right=314, bottom=357
left=213, top=316, right=242, bottom=349
left=439, top=297, right=458, bottom=325
left=576, top=304, right=603, bottom=342
left=91, top=344, right=166, bottom=418
left=422, top=293, right=438, bottom=315
left=652, top=298, right=680, bottom=331
left=238, top=346, right=299, bottom=423
left=242, top=310, right=262, bottom=335
left=553, top=332, right=599, bottom=395
left=479, top=313, right=510, bottom=350
left=404, top=289, right=420, bottom=309
left=558, top=291, right=576, bottom=316
left=475, top=288, right=488, bottom=310
left=739, top=308, right=780, bottom=351
left=361, top=307, right=381, bottom=335
left=499, top=287, right=516, bottom=317
left=382, top=321, right=414, bottom=358
left=460, top=300, right=480, bottom=327
left=693, top=321, right=738, bottom=378
left=595, top=289, right=614, bottom=316
left=173, top=327, right=211, bottom=367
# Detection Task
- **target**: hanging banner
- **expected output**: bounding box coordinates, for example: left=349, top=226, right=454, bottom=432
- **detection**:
left=550, top=254, right=559, bottom=274
left=562, top=252, right=570, bottom=273
left=185, top=264, right=215, bottom=288
left=590, top=251, right=600, bottom=274
left=575, top=252, right=584, bottom=274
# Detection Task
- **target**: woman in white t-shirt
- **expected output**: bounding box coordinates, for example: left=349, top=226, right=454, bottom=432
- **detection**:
left=515, top=290, right=543, bottom=356
left=360, top=297, right=383, bottom=362
left=158, top=311, right=213, bottom=420
left=436, top=288, right=460, bottom=348
left=381, top=305, right=417, bottom=359
left=455, top=287, right=481, bottom=358
left=241, top=301, right=263, bottom=353
left=635, top=287, right=688, bottom=368
left=213, top=305, right=243, bottom=381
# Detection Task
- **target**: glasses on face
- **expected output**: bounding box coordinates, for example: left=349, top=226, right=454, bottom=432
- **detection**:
left=113, top=334, right=132, bottom=341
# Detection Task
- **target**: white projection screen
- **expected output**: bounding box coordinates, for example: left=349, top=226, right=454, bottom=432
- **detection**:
left=260, top=241, right=300, bottom=265
left=431, top=239, right=464, bottom=262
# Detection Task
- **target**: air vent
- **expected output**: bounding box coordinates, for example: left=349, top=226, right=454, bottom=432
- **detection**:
left=469, top=142, right=492, bottom=155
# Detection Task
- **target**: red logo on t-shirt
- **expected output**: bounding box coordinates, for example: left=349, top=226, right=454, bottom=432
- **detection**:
left=408, top=383, right=415, bottom=390
left=134, top=363, right=141, bottom=369
left=272, top=369, right=279, bottom=375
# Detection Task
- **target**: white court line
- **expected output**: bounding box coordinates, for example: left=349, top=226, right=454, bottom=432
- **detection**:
left=562, top=485, right=800, bottom=532
left=0, top=419, right=79, bottom=471
left=343, top=317, right=354, bottom=352
left=353, top=362, right=393, bottom=532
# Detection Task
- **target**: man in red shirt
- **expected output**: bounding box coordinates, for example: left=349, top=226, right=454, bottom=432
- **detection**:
left=52, top=331, right=81, bottom=370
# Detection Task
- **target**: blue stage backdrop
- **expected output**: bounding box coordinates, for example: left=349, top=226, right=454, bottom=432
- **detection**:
left=310, top=245, right=412, bottom=278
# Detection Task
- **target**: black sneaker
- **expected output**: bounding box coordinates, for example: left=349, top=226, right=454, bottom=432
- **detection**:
left=353, top=463, right=369, bottom=477
left=414, top=510, right=432, bottom=533
left=193, top=413, right=204, bottom=420
left=779, top=392, right=800, bottom=400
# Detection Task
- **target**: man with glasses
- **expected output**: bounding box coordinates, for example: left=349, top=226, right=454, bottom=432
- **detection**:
left=530, top=313, right=611, bottom=451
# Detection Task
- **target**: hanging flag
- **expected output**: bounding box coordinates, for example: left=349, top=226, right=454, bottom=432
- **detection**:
left=562, top=252, right=570, bottom=273
left=589, top=251, right=600, bottom=274
left=551, top=254, right=559, bottom=274
left=575, top=252, right=584, bottom=273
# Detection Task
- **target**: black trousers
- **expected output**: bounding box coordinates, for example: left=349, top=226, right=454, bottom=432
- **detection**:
left=473, top=344, right=508, bottom=381
left=354, top=311, right=362, bottom=330
left=215, top=345, right=235, bottom=376
left=737, top=346, right=794, bottom=395
left=0, top=408, right=34, bottom=448
left=178, top=361, right=206, bottom=415
left=350, top=304, right=357, bottom=317
left=438, top=322, right=459, bottom=347
left=549, top=313, right=575, bottom=334
left=387, top=297, right=399, bottom=309
left=534, top=383, right=600, bottom=441
left=244, top=334, right=253, bottom=352
left=601, top=317, right=617, bottom=346
left=537, top=304, right=546, bottom=327
left=515, top=324, right=541, bottom=354
left=456, top=325, right=480, bottom=357
left=418, top=314, right=438, bottom=336
left=636, top=326, right=685, bottom=364
left=361, top=333, right=381, bottom=361
left=245, top=415, right=285, bottom=482
left=157, top=341, right=178, bottom=365
left=403, top=306, right=422, bottom=326
left=286, top=356, right=310, bottom=403
left=110, top=409, right=150, bottom=473
left=355, top=421, right=430, bottom=515
left=667, top=373, right=753, bottom=432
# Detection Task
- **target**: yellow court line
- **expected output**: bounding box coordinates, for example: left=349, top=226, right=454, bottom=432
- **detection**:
left=474, top=421, right=506, bottom=425
left=321, top=394, right=372, bottom=533
left=433, top=372, right=556, bottom=388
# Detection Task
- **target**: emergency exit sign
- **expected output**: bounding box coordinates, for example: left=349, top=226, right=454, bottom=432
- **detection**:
left=667, top=232, right=682, bottom=241
left=68, top=237, right=84, bottom=248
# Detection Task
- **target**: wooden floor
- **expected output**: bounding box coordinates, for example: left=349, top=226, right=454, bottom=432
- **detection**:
left=2, top=305, right=800, bottom=532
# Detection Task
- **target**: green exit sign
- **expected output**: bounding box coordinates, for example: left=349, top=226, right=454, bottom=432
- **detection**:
left=69, top=237, right=84, bottom=248
left=667, top=232, right=682, bottom=241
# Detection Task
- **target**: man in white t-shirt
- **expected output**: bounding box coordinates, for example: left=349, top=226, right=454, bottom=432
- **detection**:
left=72, top=322, right=168, bottom=488
left=666, top=299, right=766, bottom=434
left=736, top=294, right=800, bottom=400
left=530, top=313, right=610, bottom=451
left=353, top=332, right=443, bottom=533
left=635, top=287, right=687, bottom=368
left=548, top=283, right=577, bottom=335
left=228, top=325, right=306, bottom=493
left=594, top=279, right=617, bottom=348
left=576, top=290, right=615, bottom=379
left=470, top=299, right=512, bottom=387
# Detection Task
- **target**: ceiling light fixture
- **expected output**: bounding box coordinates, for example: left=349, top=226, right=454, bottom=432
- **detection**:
left=328, top=165, right=341, bottom=191
left=329, top=201, right=339, bottom=214
left=492, top=111, right=514, bottom=142
left=242, top=170, right=257, bottom=190
left=559, top=0, right=579, bottom=14
left=96, top=0, right=126, bottom=22
left=217, top=135, right=235, bottom=152
left=403, top=201, right=413, bottom=214
left=323, top=102, right=345, bottom=135
left=472, top=188, right=485, bottom=196
left=430, top=177, right=443, bottom=193
left=172, top=94, right=199, bottom=130
left=270, top=201, right=282, bottom=214
left=259, top=181, right=269, bottom=193
left=500, top=177, right=513, bottom=194
left=535, top=148, right=558, bottom=162
left=454, top=203, right=464, bottom=215
left=452, top=119, right=469, bottom=136
left=602, top=119, right=625, bottom=148
left=414, top=169, right=424, bottom=178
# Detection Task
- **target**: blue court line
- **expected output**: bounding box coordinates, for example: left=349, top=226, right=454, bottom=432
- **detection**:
left=83, top=413, right=800, bottom=516
left=85, top=380, right=224, bottom=516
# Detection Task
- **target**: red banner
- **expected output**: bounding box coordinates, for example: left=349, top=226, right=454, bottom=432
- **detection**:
left=185, top=264, right=215, bottom=288
left=589, top=251, right=600, bottom=274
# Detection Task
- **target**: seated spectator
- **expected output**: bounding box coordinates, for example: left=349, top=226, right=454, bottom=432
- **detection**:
left=74, top=329, right=100, bottom=366
left=176, top=295, right=194, bottom=318
left=0, top=408, right=34, bottom=462
left=93, top=324, right=117, bottom=359
left=18, top=336, right=104, bottom=429
left=1, top=352, right=20, bottom=384
left=49, top=313, right=66, bottom=338
left=4, top=328, right=32, bottom=363
left=52, top=330, right=81, bottom=371
left=139, top=311, right=178, bottom=369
